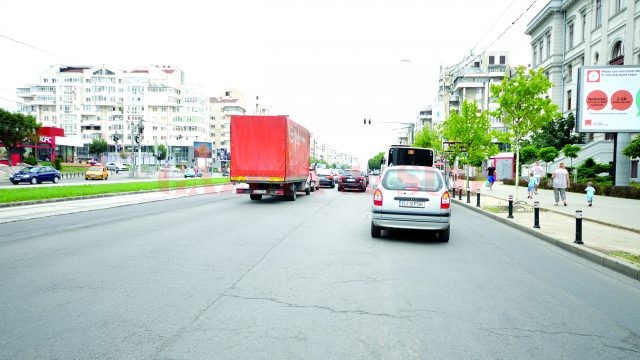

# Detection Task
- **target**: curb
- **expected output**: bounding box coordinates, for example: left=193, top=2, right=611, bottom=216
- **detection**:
left=452, top=198, right=640, bottom=281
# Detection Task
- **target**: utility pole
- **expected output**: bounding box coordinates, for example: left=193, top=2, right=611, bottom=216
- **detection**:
left=130, top=121, right=136, bottom=178
left=137, top=119, right=144, bottom=177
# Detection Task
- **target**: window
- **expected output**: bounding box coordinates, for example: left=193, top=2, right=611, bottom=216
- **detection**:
left=614, top=0, right=624, bottom=12
left=499, top=55, right=506, bottom=64
left=568, top=23, right=574, bottom=49
left=581, top=13, right=587, bottom=41
left=489, top=56, right=495, bottom=65
left=594, top=51, right=599, bottom=64
left=532, top=46, right=537, bottom=66
left=595, top=0, right=602, bottom=27
left=567, top=89, right=572, bottom=111
left=539, top=41, right=543, bottom=63
left=566, top=64, right=573, bottom=82
left=546, top=33, right=551, bottom=57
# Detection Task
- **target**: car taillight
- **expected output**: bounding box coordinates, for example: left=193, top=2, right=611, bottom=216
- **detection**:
left=326, top=175, right=332, bottom=180
left=441, top=191, right=450, bottom=209
left=358, top=177, right=363, bottom=182
left=340, top=176, right=346, bottom=181
left=373, top=188, right=383, bottom=206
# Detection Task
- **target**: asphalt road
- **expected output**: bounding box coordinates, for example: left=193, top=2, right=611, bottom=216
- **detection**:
left=1, top=186, right=639, bottom=359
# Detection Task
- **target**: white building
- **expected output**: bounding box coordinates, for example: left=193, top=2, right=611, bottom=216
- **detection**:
left=16, top=64, right=210, bottom=164
left=526, top=0, right=639, bottom=181
left=208, top=89, right=247, bottom=159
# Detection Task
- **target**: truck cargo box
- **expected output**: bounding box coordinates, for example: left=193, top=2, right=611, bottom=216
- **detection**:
left=230, top=115, right=310, bottom=183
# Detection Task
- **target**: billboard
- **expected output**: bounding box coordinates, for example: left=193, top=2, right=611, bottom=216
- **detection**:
left=576, top=65, right=640, bottom=133
left=193, top=141, right=212, bottom=158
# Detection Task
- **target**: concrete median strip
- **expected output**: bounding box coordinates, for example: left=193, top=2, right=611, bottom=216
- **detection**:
left=453, top=196, right=640, bottom=281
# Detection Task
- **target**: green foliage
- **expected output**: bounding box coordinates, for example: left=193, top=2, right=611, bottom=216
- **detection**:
left=156, top=144, right=167, bottom=161
left=412, top=126, right=442, bottom=151
left=562, top=144, right=581, bottom=168
left=367, top=152, right=384, bottom=171
left=54, top=157, right=62, bottom=170
left=623, top=134, right=640, bottom=158
left=538, top=147, right=559, bottom=164
left=530, top=112, right=586, bottom=150
left=0, top=108, right=41, bottom=166
left=88, top=138, right=109, bottom=158
left=490, top=66, right=561, bottom=186
left=442, top=100, right=498, bottom=165
left=520, top=145, right=539, bottom=165
left=576, top=157, right=611, bottom=182
left=23, top=156, right=38, bottom=165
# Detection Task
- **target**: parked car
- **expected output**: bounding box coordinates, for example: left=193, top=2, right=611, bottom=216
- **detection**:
left=309, top=166, right=320, bottom=192
left=371, top=165, right=451, bottom=241
left=337, top=169, right=367, bottom=192
left=85, top=164, right=109, bottom=180
left=105, top=162, right=128, bottom=172
left=317, top=168, right=335, bottom=188
left=184, top=168, right=202, bottom=178
left=9, top=165, right=61, bottom=185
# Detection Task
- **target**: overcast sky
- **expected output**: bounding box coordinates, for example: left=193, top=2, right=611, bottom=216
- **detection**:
left=0, top=0, right=546, bottom=166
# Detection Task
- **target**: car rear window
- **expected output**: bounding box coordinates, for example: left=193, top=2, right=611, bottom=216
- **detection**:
left=382, top=168, right=442, bottom=192
left=343, top=170, right=361, bottom=177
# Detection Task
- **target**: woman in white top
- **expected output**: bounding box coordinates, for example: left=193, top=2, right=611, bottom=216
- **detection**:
left=551, top=162, right=570, bottom=206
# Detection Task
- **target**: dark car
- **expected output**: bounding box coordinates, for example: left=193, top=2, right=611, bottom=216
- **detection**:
left=316, top=168, right=335, bottom=188
left=337, top=169, right=367, bottom=192
left=9, top=165, right=61, bottom=185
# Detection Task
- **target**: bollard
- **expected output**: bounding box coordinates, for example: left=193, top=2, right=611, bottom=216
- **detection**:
left=466, top=188, right=471, bottom=204
left=574, top=210, right=583, bottom=244
left=507, top=195, right=514, bottom=219
left=476, top=189, right=481, bottom=207
left=458, top=188, right=462, bottom=200
left=533, top=201, right=540, bottom=228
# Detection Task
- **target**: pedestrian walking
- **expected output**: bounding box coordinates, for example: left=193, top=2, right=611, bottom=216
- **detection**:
left=531, top=160, right=543, bottom=193
left=585, top=181, right=596, bottom=207
left=487, top=163, right=496, bottom=191
left=527, top=172, right=536, bottom=199
left=551, top=162, right=570, bottom=206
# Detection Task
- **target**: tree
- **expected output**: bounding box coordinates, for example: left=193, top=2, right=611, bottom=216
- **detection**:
left=442, top=100, right=499, bottom=187
left=530, top=112, right=586, bottom=150
left=562, top=144, right=581, bottom=168
left=367, top=152, right=384, bottom=171
left=520, top=145, right=539, bottom=166
left=538, top=146, right=560, bottom=174
left=412, top=125, right=442, bottom=151
left=156, top=144, right=167, bottom=161
left=0, top=108, right=41, bottom=166
left=623, top=134, right=640, bottom=158
left=88, top=138, right=109, bottom=161
left=491, top=66, right=561, bottom=197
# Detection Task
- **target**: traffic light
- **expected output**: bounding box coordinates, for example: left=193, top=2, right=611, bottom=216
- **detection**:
left=134, top=135, right=141, bottom=144
left=363, top=118, right=371, bottom=125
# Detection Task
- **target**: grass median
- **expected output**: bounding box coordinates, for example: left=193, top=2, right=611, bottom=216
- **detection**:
left=0, top=177, right=229, bottom=204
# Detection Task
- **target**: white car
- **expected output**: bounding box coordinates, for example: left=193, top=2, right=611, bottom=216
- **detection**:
left=105, top=162, right=128, bottom=172
left=371, top=165, right=451, bottom=242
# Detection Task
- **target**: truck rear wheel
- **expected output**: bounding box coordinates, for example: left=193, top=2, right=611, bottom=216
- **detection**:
left=250, top=194, right=262, bottom=201
left=287, top=184, right=297, bottom=201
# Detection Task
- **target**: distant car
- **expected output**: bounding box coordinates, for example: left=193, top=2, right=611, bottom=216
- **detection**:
left=331, top=169, right=341, bottom=183
left=105, top=162, right=128, bottom=172
left=184, top=168, right=202, bottom=178
left=308, top=166, right=320, bottom=192
left=337, top=169, right=367, bottom=192
left=85, top=164, right=109, bottom=180
left=361, top=171, right=370, bottom=187
left=317, top=168, right=335, bottom=188
left=9, top=165, right=61, bottom=185
left=371, top=165, right=451, bottom=241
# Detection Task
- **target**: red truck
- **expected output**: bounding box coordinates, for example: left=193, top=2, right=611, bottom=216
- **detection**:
left=230, top=115, right=311, bottom=201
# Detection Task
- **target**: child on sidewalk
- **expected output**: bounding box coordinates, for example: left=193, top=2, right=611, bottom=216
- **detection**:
left=527, top=172, right=536, bottom=199
left=585, top=181, right=596, bottom=206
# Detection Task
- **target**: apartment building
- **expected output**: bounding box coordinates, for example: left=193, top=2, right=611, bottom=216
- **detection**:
left=438, top=51, right=514, bottom=134
left=16, top=64, right=210, bottom=163
left=208, top=89, right=247, bottom=160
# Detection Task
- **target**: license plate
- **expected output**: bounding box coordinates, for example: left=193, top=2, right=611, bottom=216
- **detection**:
left=253, top=190, right=266, bottom=194
left=399, top=200, right=425, bottom=208
left=347, top=179, right=355, bottom=182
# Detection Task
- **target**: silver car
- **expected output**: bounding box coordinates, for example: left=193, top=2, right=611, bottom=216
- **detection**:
left=371, top=165, right=451, bottom=241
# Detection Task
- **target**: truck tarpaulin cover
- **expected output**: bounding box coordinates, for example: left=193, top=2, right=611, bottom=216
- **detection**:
left=230, top=115, right=310, bottom=182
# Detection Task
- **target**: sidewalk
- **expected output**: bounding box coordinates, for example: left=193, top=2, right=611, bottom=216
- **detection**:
left=451, top=180, right=640, bottom=280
